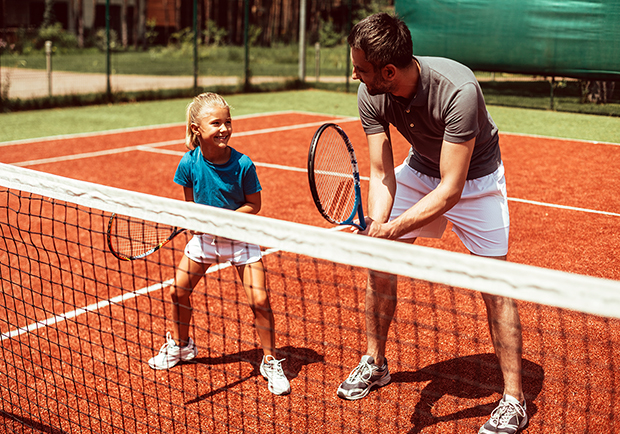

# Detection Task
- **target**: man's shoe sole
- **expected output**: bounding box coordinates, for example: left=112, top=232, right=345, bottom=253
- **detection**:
left=337, top=373, right=391, bottom=401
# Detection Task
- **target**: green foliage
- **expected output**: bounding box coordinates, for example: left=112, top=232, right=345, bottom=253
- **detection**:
left=93, top=28, right=120, bottom=52
left=164, top=28, right=196, bottom=57
left=354, top=0, right=394, bottom=22
left=37, top=23, right=78, bottom=50
left=248, top=25, right=263, bottom=47
left=145, top=18, right=159, bottom=46
left=318, top=18, right=343, bottom=48
left=203, top=20, right=228, bottom=46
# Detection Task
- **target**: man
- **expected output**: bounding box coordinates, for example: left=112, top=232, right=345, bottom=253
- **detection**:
left=336, top=13, right=527, bottom=434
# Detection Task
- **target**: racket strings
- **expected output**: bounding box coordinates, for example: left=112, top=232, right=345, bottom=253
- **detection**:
left=110, top=216, right=172, bottom=258
left=313, top=129, right=356, bottom=223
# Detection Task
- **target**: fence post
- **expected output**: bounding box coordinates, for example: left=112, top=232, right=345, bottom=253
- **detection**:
left=105, top=0, right=111, bottom=101
left=315, top=42, right=320, bottom=83
left=298, top=0, right=307, bottom=82
left=244, top=0, right=250, bottom=89
left=193, top=0, right=198, bottom=93
left=45, top=40, right=52, bottom=97
left=345, top=0, right=352, bottom=92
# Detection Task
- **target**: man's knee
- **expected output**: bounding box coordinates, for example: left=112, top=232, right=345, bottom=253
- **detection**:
left=482, top=292, right=517, bottom=311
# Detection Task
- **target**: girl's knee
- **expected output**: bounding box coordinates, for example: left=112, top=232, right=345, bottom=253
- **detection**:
left=170, top=285, right=191, bottom=302
left=249, top=293, right=272, bottom=315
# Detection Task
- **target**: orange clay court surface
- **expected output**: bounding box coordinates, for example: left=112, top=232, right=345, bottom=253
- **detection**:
left=1, top=111, right=619, bottom=433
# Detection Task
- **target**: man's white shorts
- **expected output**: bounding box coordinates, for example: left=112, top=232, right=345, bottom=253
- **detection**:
left=184, top=234, right=262, bottom=265
left=390, top=163, right=510, bottom=257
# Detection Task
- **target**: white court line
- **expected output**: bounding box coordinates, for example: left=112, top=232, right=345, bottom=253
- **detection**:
left=140, top=145, right=620, bottom=218
left=0, top=111, right=358, bottom=147
left=12, top=117, right=358, bottom=167
left=0, top=257, right=243, bottom=342
left=507, top=197, right=620, bottom=217
left=1, top=234, right=274, bottom=342
left=1, top=279, right=173, bottom=341
left=12, top=139, right=183, bottom=167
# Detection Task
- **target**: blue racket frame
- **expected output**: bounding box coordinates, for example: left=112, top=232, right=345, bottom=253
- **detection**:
left=308, top=123, right=367, bottom=231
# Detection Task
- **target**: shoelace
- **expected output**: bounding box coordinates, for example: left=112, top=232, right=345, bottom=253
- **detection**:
left=159, top=333, right=177, bottom=353
left=346, top=359, right=373, bottom=384
left=158, top=340, right=175, bottom=354
left=265, top=358, right=287, bottom=378
left=491, top=401, right=525, bottom=426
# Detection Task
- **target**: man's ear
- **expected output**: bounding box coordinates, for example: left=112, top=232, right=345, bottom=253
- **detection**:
left=382, top=64, right=397, bottom=81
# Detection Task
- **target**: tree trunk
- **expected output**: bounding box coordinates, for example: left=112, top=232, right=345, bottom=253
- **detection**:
left=236, top=0, right=243, bottom=45
left=68, top=0, right=75, bottom=33
left=581, top=80, right=617, bottom=104
left=77, top=0, right=84, bottom=47
left=43, top=0, right=55, bottom=27
left=203, top=0, right=210, bottom=44
left=133, top=0, right=146, bottom=48
left=121, top=0, right=128, bottom=47
left=92, top=0, right=97, bottom=30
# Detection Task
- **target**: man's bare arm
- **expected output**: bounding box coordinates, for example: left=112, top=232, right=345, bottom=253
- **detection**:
left=367, top=137, right=475, bottom=240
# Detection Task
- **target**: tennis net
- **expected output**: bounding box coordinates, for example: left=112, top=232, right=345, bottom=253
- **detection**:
left=1, top=163, right=620, bottom=434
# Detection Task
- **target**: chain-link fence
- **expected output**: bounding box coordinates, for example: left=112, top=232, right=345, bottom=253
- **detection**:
left=1, top=0, right=383, bottom=103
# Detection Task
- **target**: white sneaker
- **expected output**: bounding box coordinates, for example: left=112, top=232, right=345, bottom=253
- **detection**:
left=148, top=332, right=198, bottom=370
left=337, top=355, right=391, bottom=400
left=260, top=355, right=291, bottom=395
left=479, top=395, right=528, bottom=434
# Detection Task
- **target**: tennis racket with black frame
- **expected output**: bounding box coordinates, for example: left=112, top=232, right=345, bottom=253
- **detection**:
left=107, top=213, right=185, bottom=261
left=307, top=123, right=367, bottom=231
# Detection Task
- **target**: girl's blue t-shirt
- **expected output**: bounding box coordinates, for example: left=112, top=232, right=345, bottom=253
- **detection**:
left=173, top=147, right=261, bottom=210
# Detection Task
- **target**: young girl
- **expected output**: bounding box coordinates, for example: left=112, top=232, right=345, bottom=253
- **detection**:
left=148, top=92, right=290, bottom=396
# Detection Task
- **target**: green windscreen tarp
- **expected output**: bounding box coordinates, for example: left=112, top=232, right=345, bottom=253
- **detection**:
left=395, top=0, right=620, bottom=79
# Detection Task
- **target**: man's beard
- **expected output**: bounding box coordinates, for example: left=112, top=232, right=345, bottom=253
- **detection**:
left=365, top=77, right=396, bottom=96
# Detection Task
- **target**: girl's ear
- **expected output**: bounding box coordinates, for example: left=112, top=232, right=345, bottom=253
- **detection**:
left=190, top=123, right=200, bottom=135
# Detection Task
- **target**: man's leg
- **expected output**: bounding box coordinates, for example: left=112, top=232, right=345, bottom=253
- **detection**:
left=336, top=269, right=397, bottom=400
left=365, top=270, right=398, bottom=366
left=477, top=254, right=523, bottom=401
left=481, top=292, right=523, bottom=402
left=478, top=255, right=527, bottom=434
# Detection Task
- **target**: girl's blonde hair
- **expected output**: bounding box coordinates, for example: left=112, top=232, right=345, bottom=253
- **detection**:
left=185, top=92, right=231, bottom=150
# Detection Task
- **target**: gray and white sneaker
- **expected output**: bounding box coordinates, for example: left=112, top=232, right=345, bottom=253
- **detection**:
left=148, top=332, right=198, bottom=370
left=260, top=355, right=291, bottom=395
left=479, top=395, right=528, bottom=434
left=337, top=355, right=391, bottom=400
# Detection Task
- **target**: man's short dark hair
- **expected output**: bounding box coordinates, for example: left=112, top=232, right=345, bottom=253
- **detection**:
left=347, top=13, right=413, bottom=70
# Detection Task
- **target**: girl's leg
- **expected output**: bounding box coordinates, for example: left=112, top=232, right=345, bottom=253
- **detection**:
left=237, top=259, right=290, bottom=395
left=236, top=259, right=276, bottom=357
left=171, top=254, right=209, bottom=346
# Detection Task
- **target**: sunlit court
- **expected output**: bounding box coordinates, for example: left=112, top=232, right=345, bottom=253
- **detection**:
left=1, top=110, right=620, bottom=433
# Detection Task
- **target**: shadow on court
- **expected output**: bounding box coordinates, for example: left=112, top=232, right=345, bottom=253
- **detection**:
left=0, top=410, right=70, bottom=434
left=185, top=345, right=324, bottom=404
left=388, top=354, right=544, bottom=434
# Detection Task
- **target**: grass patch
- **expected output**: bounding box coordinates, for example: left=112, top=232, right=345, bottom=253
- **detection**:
left=0, top=89, right=361, bottom=142
left=2, top=89, right=619, bottom=145
left=480, top=80, right=620, bottom=116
